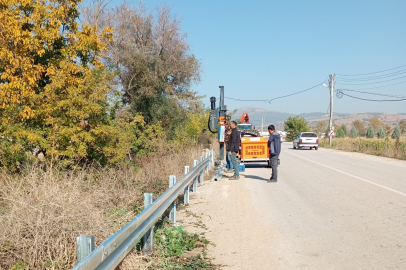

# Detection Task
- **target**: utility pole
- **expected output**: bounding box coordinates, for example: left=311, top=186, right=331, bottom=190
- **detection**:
left=329, top=74, right=335, bottom=146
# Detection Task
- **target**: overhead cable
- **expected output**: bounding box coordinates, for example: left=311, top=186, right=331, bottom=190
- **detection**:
left=336, top=75, right=406, bottom=85
left=336, top=91, right=406, bottom=102
left=336, top=64, right=406, bottom=76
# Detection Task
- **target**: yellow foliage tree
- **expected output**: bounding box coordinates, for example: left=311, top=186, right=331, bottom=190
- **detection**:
left=0, top=0, right=124, bottom=167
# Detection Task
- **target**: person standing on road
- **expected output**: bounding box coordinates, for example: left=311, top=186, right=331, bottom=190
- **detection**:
left=198, top=129, right=212, bottom=150
left=225, top=128, right=234, bottom=173
left=267, top=125, right=281, bottom=183
left=229, top=121, right=240, bottom=180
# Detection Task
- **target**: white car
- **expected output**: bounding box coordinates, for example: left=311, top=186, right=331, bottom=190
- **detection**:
left=293, top=132, right=319, bottom=150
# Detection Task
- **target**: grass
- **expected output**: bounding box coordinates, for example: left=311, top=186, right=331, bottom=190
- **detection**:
left=319, top=137, right=406, bottom=160
left=0, top=140, right=215, bottom=270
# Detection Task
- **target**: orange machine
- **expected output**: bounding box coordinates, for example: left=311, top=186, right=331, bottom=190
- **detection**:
left=236, top=113, right=270, bottom=165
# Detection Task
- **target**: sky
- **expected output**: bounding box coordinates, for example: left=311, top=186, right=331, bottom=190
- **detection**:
left=108, top=0, right=406, bottom=115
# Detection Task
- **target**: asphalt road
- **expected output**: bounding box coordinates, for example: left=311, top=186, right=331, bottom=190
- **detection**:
left=180, top=143, right=406, bottom=270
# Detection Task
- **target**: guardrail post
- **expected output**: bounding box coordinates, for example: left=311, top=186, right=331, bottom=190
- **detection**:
left=211, top=149, right=215, bottom=167
left=205, top=153, right=209, bottom=174
left=76, top=235, right=95, bottom=263
left=169, top=175, right=177, bottom=225
left=193, top=160, right=199, bottom=193
left=143, top=193, right=154, bottom=256
left=184, top=166, right=190, bottom=205
left=199, top=156, right=204, bottom=184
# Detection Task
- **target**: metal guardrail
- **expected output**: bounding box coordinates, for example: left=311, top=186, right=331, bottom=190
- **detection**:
left=72, top=150, right=215, bottom=270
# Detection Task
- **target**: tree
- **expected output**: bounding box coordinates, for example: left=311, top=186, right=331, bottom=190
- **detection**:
left=350, top=127, right=359, bottom=138
left=399, top=120, right=406, bottom=135
left=369, top=118, right=382, bottom=133
left=0, top=0, right=126, bottom=167
left=384, top=124, right=392, bottom=137
left=315, top=121, right=328, bottom=136
left=337, top=129, right=345, bottom=138
left=102, top=4, right=201, bottom=129
left=377, top=128, right=386, bottom=138
left=392, top=126, right=401, bottom=139
left=353, top=120, right=366, bottom=136
left=366, top=126, right=375, bottom=138
left=340, top=124, right=347, bottom=135
left=284, top=116, right=310, bottom=141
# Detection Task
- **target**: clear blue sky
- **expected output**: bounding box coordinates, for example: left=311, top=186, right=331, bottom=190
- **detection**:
left=109, top=0, right=406, bottom=114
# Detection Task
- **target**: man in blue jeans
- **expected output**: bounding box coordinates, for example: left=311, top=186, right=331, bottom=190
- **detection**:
left=225, top=129, right=234, bottom=172
left=229, top=121, right=240, bottom=180
left=267, top=125, right=281, bottom=183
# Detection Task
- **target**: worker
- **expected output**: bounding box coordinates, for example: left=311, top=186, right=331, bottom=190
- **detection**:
left=267, top=125, right=281, bottom=183
left=198, top=129, right=212, bottom=150
left=229, top=121, right=240, bottom=180
left=224, top=128, right=233, bottom=173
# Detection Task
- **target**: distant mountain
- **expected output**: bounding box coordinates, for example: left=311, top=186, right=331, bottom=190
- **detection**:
left=232, top=107, right=406, bottom=130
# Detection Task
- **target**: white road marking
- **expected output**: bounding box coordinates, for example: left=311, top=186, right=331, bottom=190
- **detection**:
left=285, top=151, right=406, bottom=198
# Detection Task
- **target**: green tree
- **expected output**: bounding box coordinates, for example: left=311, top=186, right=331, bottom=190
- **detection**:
left=377, top=128, right=386, bottom=138
left=340, top=124, right=347, bottom=135
left=284, top=116, right=310, bottom=141
left=350, top=126, right=359, bottom=138
left=337, top=129, right=345, bottom=138
left=392, top=126, right=401, bottom=139
left=103, top=4, right=202, bottom=135
left=366, top=126, right=375, bottom=138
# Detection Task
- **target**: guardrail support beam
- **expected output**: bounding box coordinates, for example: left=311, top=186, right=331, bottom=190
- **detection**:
left=205, top=153, right=209, bottom=174
left=184, top=166, right=190, bottom=205
left=143, top=193, right=154, bottom=256
left=193, top=160, right=199, bottom=193
left=169, top=175, right=177, bottom=225
left=76, top=235, right=95, bottom=263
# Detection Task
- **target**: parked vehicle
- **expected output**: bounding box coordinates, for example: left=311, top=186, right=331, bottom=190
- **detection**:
left=293, top=132, right=319, bottom=150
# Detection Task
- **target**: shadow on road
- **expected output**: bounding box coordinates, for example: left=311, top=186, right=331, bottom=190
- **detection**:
left=244, top=164, right=268, bottom=168
left=244, top=175, right=269, bottom=181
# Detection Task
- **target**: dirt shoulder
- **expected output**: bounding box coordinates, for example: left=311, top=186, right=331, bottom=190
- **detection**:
left=177, top=172, right=279, bottom=270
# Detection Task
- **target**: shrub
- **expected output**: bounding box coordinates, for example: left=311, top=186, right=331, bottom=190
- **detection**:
left=350, top=127, right=359, bottom=138
left=337, top=129, right=345, bottom=138
left=366, top=126, right=375, bottom=138
left=377, top=128, right=386, bottom=138
left=392, top=126, right=401, bottom=139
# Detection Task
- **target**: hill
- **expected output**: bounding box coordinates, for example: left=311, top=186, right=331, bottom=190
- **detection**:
left=232, top=107, right=406, bottom=131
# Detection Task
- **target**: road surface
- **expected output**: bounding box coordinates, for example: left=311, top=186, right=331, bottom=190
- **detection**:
left=177, top=143, right=406, bottom=270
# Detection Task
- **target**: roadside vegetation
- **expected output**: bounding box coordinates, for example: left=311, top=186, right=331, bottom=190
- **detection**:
left=0, top=0, right=216, bottom=269
left=317, top=118, right=406, bottom=160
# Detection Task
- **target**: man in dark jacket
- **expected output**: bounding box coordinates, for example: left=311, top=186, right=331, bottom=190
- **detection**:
left=198, top=129, right=212, bottom=150
left=229, top=121, right=240, bottom=180
left=267, top=125, right=281, bottom=182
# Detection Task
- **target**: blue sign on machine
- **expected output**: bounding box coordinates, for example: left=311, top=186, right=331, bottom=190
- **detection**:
left=218, top=125, right=225, bottom=142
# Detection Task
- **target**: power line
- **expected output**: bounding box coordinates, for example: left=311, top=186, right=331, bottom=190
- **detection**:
left=225, top=78, right=327, bottom=104
left=336, top=69, right=406, bottom=81
left=336, top=89, right=406, bottom=99
left=336, top=75, right=406, bottom=85
left=334, top=80, right=406, bottom=90
left=336, top=91, right=406, bottom=102
left=336, top=64, right=406, bottom=77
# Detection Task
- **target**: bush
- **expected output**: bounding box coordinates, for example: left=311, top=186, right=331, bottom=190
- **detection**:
left=377, top=128, right=386, bottom=138
left=366, top=126, right=375, bottom=138
left=337, top=129, right=345, bottom=138
left=340, top=124, right=347, bottom=135
left=350, top=127, right=359, bottom=138
left=392, top=126, right=401, bottom=139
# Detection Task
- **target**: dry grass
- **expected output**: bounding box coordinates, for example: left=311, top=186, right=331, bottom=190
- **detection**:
left=0, top=140, right=209, bottom=269
left=319, top=137, right=406, bottom=160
